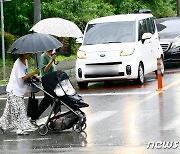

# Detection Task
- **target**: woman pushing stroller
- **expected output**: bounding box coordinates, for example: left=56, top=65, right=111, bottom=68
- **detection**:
left=0, top=53, right=40, bottom=135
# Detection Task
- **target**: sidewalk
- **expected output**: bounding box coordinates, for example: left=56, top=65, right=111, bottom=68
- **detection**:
left=0, top=59, right=76, bottom=95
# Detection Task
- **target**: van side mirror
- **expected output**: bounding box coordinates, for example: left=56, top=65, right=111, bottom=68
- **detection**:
left=142, top=33, right=152, bottom=44
left=76, top=37, right=83, bottom=44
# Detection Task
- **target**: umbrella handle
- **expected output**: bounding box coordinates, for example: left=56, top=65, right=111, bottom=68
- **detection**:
left=35, top=53, right=39, bottom=68
left=35, top=53, right=40, bottom=76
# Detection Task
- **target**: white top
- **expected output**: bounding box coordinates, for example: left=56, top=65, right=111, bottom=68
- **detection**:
left=6, top=58, right=28, bottom=97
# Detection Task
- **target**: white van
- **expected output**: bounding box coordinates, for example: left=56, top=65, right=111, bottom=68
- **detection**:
left=76, top=13, right=164, bottom=88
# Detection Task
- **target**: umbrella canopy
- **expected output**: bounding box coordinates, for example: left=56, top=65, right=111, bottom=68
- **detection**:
left=8, top=31, right=63, bottom=54
left=30, top=18, right=83, bottom=38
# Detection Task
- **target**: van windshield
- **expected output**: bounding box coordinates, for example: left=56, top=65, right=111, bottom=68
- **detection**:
left=83, top=21, right=135, bottom=45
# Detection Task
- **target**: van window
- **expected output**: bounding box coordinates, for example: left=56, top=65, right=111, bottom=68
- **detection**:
left=83, top=21, right=135, bottom=45
left=138, top=19, right=148, bottom=40
left=146, top=17, right=155, bottom=34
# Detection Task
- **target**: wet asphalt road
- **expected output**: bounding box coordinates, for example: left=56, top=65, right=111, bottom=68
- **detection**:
left=0, top=63, right=180, bottom=154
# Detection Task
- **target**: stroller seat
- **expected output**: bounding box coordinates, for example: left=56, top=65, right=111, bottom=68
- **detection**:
left=42, top=70, right=89, bottom=109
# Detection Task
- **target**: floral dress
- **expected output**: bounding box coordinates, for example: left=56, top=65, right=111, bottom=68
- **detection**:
left=0, top=91, right=31, bottom=131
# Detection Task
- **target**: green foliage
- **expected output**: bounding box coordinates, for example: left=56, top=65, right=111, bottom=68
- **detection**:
left=0, top=32, right=16, bottom=58
left=145, top=0, right=176, bottom=18
left=103, top=0, right=176, bottom=18
left=4, top=0, right=33, bottom=36
left=41, top=0, right=115, bottom=31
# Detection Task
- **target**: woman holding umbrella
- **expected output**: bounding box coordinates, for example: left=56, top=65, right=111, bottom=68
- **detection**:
left=0, top=53, right=40, bottom=135
left=0, top=31, right=62, bottom=135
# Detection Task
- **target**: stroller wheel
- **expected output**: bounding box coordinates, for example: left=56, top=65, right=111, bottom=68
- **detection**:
left=38, top=124, right=48, bottom=136
left=73, top=124, right=82, bottom=133
left=81, top=123, right=87, bottom=131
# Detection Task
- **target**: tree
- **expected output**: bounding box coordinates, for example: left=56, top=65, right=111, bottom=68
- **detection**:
left=103, top=0, right=176, bottom=17
left=4, top=0, right=33, bottom=36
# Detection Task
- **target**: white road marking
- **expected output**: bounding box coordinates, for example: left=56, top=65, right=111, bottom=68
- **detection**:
left=0, top=95, right=44, bottom=101
left=0, top=91, right=152, bottom=100
left=31, top=111, right=119, bottom=129
left=3, top=138, right=51, bottom=142
left=138, top=110, right=158, bottom=120
left=87, top=111, right=118, bottom=126
left=81, top=91, right=151, bottom=97
left=32, top=111, right=119, bottom=129
left=36, top=116, right=49, bottom=125
left=10, top=111, right=118, bottom=133
left=163, top=115, right=180, bottom=130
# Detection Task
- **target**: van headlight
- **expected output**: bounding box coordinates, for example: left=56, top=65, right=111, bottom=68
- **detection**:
left=171, top=41, right=180, bottom=49
left=77, top=50, right=87, bottom=59
left=120, top=48, right=135, bottom=56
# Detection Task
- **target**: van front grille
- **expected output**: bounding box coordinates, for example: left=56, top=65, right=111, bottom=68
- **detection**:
left=86, top=62, right=122, bottom=66
left=85, top=72, right=124, bottom=78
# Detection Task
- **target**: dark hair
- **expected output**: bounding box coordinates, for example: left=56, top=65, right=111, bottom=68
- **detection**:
left=19, top=54, right=24, bottom=58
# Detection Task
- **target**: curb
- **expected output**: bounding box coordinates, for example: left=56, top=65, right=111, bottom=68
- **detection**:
left=64, top=68, right=75, bottom=78
left=0, top=85, right=6, bottom=95
left=0, top=68, right=76, bottom=95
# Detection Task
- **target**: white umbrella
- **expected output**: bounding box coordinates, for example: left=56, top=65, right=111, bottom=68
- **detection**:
left=30, top=18, right=83, bottom=38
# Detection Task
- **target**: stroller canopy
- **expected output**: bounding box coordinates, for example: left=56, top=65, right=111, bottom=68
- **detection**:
left=42, top=71, right=69, bottom=96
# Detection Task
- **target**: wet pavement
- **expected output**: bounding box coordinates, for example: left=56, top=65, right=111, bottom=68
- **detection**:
left=0, top=62, right=180, bottom=153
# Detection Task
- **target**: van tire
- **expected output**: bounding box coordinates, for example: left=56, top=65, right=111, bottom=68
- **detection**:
left=77, top=82, right=88, bottom=89
left=136, top=63, right=144, bottom=84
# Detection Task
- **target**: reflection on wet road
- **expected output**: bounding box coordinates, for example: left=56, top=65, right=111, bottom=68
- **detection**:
left=0, top=66, right=180, bottom=153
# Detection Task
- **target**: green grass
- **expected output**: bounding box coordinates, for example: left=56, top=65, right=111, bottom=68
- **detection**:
left=0, top=79, right=8, bottom=85
left=56, top=54, right=76, bottom=61
left=0, top=54, right=76, bottom=85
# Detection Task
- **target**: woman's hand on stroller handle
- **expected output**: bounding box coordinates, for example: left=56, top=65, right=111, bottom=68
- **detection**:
left=32, top=76, right=41, bottom=83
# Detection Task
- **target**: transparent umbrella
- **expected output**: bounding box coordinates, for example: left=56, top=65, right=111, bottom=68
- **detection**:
left=30, top=18, right=83, bottom=38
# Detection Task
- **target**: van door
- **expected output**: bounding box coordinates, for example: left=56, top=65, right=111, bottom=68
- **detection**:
left=146, top=17, right=159, bottom=71
left=138, top=19, right=154, bottom=74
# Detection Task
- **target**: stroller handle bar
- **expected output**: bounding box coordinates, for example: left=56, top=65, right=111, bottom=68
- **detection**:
left=31, top=82, right=81, bottom=118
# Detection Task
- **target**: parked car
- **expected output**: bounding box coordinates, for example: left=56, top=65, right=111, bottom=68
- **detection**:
left=76, top=13, right=164, bottom=88
left=156, top=17, right=180, bottom=63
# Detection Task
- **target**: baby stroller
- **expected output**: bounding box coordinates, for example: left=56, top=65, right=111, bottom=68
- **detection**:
left=31, top=70, right=89, bottom=136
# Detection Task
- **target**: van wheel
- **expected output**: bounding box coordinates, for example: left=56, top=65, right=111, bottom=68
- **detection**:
left=77, top=82, right=88, bottom=89
left=136, top=63, right=144, bottom=84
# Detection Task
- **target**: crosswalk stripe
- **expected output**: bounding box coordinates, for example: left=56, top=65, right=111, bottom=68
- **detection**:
left=87, top=111, right=118, bottom=126
left=163, top=115, right=180, bottom=130
left=0, top=91, right=152, bottom=101
left=81, top=91, right=151, bottom=97
left=10, top=111, right=118, bottom=133
left=0, top=96, right=44, bottom=101
left=4, top=138, right=51, bottom=142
